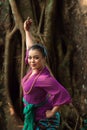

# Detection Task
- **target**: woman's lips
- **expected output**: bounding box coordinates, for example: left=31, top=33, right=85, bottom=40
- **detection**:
left=31, top=64, right=36, bottom=67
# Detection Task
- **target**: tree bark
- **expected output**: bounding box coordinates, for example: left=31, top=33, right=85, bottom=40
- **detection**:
left=0, top=0, right=87, bottom=130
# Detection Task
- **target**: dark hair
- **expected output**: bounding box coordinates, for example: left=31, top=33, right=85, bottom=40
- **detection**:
left=29, top=43, right=47, bottom=57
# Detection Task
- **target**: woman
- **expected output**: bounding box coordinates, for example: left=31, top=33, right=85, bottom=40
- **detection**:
left=21, top=17, right=72, bottom=130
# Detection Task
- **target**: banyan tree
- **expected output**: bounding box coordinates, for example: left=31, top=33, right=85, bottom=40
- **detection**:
left=0, top=0, right=87, bottom=130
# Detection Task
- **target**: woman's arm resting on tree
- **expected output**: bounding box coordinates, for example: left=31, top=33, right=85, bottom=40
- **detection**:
left=24, top=17, right=34, bottom=50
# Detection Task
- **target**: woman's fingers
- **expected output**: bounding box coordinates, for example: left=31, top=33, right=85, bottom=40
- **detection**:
left=24, top=17, right=32, bottom=31
left=27, top=17, right=32, bottom=24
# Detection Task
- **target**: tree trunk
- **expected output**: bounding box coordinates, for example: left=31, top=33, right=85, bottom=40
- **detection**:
left=0, top=0, right=87, bottom=130
left=62, top=0, right=87, bottom=129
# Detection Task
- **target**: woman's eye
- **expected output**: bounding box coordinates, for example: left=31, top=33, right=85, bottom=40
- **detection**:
left=34, top=56, right=39, bottom=59
left=28, top=56, right=39, bottom=60
left=28, top=56, right=32, bottom=59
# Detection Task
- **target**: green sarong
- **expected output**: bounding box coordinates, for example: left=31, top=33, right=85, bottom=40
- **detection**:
left=22, top=98, right=48, bottom=130
left=23, top=98, right=35, bottom=130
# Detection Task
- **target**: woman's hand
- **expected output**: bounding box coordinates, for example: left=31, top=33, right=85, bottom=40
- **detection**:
left=46, top=110, right=55, bottom=118
left=24, top=17, right=32, bottom=32
left=46, top=106, right=60, bottom=118
left=24, top=17, right=33, bottom=49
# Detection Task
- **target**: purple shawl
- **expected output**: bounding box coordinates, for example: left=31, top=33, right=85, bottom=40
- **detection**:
left=21, top=66, right=72, bottom=106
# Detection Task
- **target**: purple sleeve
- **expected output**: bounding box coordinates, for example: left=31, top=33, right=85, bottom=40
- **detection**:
left=25, top=50, right=28, bottom=64
left=38, top=77, right=72, bottom=106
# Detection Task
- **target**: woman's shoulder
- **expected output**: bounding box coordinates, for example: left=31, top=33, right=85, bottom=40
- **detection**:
left=37, top=67, right=57, bottom=85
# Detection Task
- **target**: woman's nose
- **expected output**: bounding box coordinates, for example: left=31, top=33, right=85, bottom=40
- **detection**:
left=31, top=58, right=35, bottom=62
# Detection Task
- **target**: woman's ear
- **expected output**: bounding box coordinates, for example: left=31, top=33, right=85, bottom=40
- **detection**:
left=42, top=57, right=46, bottom=65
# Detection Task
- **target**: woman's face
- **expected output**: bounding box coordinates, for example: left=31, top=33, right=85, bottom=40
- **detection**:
left=28, top=49, right=45, bottom=70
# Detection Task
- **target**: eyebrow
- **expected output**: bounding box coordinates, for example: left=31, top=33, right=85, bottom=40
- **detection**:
left=28, top=55, right=40, bottom=57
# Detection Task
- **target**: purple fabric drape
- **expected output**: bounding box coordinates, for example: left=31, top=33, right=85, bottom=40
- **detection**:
left=21, top=66, right=72, bottom=121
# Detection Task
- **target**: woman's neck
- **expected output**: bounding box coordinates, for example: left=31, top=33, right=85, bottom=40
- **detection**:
left=31, top=66, right=45, bottom=74
left=32, top=69, right=38, bottom=74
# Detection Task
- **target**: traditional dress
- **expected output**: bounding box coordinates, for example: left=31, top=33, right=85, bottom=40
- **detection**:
left=21, top=51, right=72, bottom=130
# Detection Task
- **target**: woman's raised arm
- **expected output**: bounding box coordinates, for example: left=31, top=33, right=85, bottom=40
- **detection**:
left=24, top=17, right=34, bottom=50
